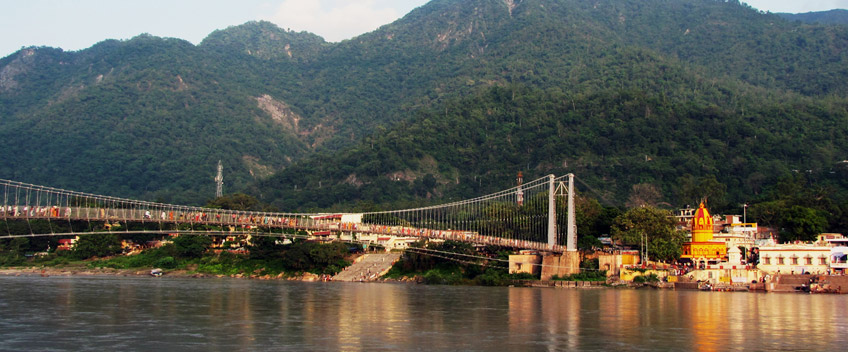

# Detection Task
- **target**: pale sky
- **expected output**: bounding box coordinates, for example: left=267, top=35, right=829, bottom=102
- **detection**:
left=1, top=0, right=846, bottom=59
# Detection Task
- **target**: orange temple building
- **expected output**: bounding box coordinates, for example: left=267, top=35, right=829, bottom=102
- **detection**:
left=681, top=203, right=727, bottom=266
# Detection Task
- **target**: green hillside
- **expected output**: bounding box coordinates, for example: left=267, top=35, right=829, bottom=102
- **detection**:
left=1, top=0, right=847, bottom=215
left=778, top=9, right=848, bottom=26
left=0, top=35, right=308, bottom=203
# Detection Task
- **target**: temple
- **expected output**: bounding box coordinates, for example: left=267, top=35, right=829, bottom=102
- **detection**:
left=680, top=203, right=727, bottom=268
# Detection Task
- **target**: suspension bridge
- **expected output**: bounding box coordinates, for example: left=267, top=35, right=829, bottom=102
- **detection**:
left=0, top=174, right=579, bottom=253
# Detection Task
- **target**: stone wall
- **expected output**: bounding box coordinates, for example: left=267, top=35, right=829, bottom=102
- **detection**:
left=508, top=254, right=542, bottom=276
left=540, top=252, right=580, bottom=280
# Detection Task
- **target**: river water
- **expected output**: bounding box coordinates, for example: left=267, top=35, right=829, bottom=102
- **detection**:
left=0, top=275, right=845, bottom=351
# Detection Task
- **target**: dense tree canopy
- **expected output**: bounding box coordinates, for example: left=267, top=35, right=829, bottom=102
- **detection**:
left=1, top=0, right=847, bottom=229
left=73, top=233, right=122, bottom=259
left=611, top=207, right=686, bottom=262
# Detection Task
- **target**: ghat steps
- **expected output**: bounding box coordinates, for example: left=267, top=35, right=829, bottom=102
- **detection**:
left=333, top=253, right=401, bottom=282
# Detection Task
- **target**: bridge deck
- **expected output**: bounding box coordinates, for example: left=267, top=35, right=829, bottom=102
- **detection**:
left=0, top=208, right=563, bottom=252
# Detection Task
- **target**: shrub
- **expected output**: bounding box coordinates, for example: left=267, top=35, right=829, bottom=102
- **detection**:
left=73, top=233, right=122, bottom=259
left=155, top=256, right=177, bottom=269
left=552, top=270, right=607, bottom=281
left=633, top=273, right=660, bottom=283
left=173, top=235, right=212, bottom=258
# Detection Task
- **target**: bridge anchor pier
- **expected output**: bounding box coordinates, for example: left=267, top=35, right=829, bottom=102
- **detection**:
left=541, top=252, right=580, bottom=280
left=509, top=254, right=542, bottom=276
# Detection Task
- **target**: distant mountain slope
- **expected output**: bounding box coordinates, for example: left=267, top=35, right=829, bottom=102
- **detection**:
left=257, top=50, right=848, bottom=212
left=778, top=9, right=848, bottom=25
left=0, top=35, right=308, bottom=203
left=2, top=0, right=848, bottom=206
left=201, top=21, right=329, bottom=62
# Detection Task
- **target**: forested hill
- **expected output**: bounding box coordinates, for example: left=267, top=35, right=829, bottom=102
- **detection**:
left=1, top=0, right=848, bottom=208
left=0, top=33, right=310, bottom=203
left=778, top=10, right=848, bottom=25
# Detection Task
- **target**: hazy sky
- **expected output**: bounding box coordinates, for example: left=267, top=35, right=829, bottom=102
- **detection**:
left=1, top=0, right=847, bottom=59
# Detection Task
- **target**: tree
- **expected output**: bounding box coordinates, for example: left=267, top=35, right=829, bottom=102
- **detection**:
left=281, top=241, right=350, bottom=274
left=779, top=205, right=827, bottom=243
left=677, top=175, right=727, bottom=209
left=73, top=233, right=122, bottom=259
left=249, top=236, right=283, bottom=259
left=611, top=206, right=685, bottom=262
left=206, top=194, right=265, bottom=211
left=172, top=235, right=212, bottom=258
left=747, top=200, right=786, bottom=228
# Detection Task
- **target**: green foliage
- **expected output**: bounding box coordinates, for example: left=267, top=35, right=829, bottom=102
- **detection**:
left=172, top=235, right=212, bottom=259
left=779, top=206, right=828, bottom=243
left=393, top=240, right=476, bottom=274
left=88, top=245, right=176, bottom=269
left=73, top=233, right=122, bottom=259
left=387, top=240, right=522, bottom=285
left=83, top=240, right=350, bottom=276
left=248, top=236, right=283, bottom=259
left=154, top=256, right=177, bottom=269
left=4, top=0, right=848, bottom=212
left=632, top=273, right=660, bottom=284
left=552, top=270, right=608, bottom=282
left=778, top=10, right=848, bottom=25
left=0, top=252, right=25, bottom=266
left=280, top=241, right=351, bottom=274
left=551, top=260, right=606, bottom=281
left=581, top=258, right=600, bottom=271
left=748, top=174, right=847, bottom=238
left=611, top=207, right=686, bottom=262
left=8, top=238, right=30, bottom=255
left=207, top=193, right=275, bottom=211
left=676, top=175, right=728, bottom=209
left=421, top=267, right=466, bottom=285
left=32, top=252, right=74, bottom=267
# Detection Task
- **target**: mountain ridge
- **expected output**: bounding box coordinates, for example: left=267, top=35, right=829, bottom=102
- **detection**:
left=0, top=0, right=846, bottom=213
left=778, top=9, right=848, bottom=25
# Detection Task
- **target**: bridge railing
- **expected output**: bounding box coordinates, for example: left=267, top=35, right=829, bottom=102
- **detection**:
left=1, top=176, right=575, bottom=252
left=0, top=179, right=332, bottom=232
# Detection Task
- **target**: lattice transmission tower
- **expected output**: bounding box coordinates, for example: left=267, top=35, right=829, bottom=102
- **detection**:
left=214, top=160, right=223, bottom=198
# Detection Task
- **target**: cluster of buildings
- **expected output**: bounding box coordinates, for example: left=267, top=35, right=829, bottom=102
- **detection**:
left=603, top=202, right=848, bottom=285
left=674, top=203, right=847, bottom=275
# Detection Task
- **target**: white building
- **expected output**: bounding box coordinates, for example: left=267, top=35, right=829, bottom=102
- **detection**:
left=758, top=243, right=831, bottom=275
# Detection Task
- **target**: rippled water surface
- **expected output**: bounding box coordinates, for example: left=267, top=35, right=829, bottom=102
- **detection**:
left=0, top=275, right=845, bottom=351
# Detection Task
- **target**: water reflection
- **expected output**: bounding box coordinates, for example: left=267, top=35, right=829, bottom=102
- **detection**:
left=0, top=276, right=846, bottom=350
left=508, top=288, right=848, bottom=351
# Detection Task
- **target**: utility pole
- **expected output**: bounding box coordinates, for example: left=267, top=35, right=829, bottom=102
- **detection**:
left=215, top=160, right=223, bottom=198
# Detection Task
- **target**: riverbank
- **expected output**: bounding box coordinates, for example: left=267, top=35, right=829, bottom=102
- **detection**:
left=0, top=265, right=332, bottom=281
left=6, top=264, right=843, bottom=294
left=0, top=266, right=612, bottom=290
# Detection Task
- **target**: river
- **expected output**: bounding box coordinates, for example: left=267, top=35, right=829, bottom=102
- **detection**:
left=0, top=275, right=845, bottom=351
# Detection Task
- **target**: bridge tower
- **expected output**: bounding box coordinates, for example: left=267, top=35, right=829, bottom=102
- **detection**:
left=548, top=174, right=577, bottom=251
left=541, top=173, right=579, bottom=280
left=215, top=160, right=223, bottom=198
left=566, top=173, right=576, bottom=252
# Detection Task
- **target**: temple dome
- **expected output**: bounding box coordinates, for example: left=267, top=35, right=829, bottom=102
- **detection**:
left=691, top=203, right=714, bottom=242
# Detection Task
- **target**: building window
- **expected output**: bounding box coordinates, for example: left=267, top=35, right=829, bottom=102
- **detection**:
left=778, top=257, right=784, bottom=265
left=791, top=257, right=798, bottom=265
left=806, top=257, right=813, bottom=265
left=820, top=258, right=827, bottom=265
left=764, top=257, right=771, bottom=265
